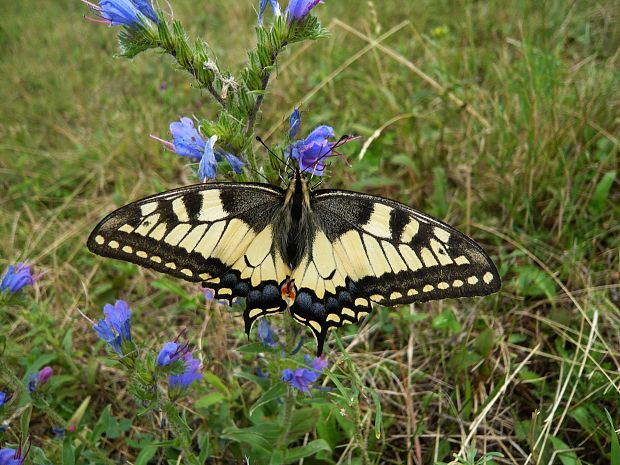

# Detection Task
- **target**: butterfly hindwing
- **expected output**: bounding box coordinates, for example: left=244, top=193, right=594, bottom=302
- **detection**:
left=287, top=189, right=501, bottom=353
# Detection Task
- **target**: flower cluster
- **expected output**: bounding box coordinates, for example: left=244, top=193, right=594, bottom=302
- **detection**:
left=93, top=300, right=133, bottom=356
left=154, top=117, right=245, bottom=181
left=82, top=0, right=159, bottom=27
left=1, top=263, right=36, bottom=294
left=259, top=0, right=323, bottom=24
left=28, top=367, right=53, bottom=394
left=158, top=340, right=202, bottom=398
left=282, top=355, right=328, bottom=393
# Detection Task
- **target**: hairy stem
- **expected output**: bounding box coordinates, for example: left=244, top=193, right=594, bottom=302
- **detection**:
left=275, top=387, right=295, bottom=450
left=244, top=45, right=285, bottom=137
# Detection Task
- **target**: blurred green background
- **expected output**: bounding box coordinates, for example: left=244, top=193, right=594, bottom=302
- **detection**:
left=1, top=0, right=619, bottom=464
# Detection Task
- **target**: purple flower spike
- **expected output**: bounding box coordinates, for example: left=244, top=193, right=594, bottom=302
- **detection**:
left=93, top=300, right=133, bottom=356
left=258, top=0, right=281, bottom=25
left=1, top=263, right=36, bottom=294
left=82, top=0, right=159, bottom=27
left=286, top=0, right=323, bottom=23
left=287, top=125, right=335, bottom=176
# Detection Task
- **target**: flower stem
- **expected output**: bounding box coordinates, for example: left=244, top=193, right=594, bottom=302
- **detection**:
left=353, top=399, right=372, bottom=465
left=275, top=387, right=295, bottom=450
left=164, top=402, right=200, bottom=465
left=244, top=45, right=285, bottom=137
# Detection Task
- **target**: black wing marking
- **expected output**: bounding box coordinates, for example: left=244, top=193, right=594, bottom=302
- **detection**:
left=288, top=189, right=500, bottom=355
left=88, top=182, right=292, bottom=334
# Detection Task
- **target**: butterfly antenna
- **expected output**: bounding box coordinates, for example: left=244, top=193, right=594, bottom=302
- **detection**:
left=256, top=136, right=287, bottom=166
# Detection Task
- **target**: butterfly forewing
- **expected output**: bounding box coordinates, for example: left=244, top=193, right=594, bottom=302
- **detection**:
left=87, top=183, right=290, bottom=317
left=287, top=189, right=501, bottom=352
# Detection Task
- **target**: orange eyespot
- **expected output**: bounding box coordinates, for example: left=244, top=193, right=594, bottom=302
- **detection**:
left=280, top=279, right=297, bottom=306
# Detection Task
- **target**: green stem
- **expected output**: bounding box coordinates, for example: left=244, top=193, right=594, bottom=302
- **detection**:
left=164, top=402, right=199, bottom=465
left=353, top=399, right=372, bottom=465
left=275, top=387, right=295, bottom=450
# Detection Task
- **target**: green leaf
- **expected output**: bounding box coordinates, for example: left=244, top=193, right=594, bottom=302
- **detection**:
left=432, top=309, right=461, bottom=333
left=20, top=406, right=32, bottom=440
left=474, top=327, right=495, bottom=358
left=548, top=435, right=581, bottom=465
left=203, top=371, right=231, bottom=398
left=249, top=382, right=287, bottom=417
left=514, top=265, right=556, bottom=299
left=195, top=392, right=226, bottom=409
left=90, top=405, right=112, bottom=443
left=283, top=439, right=332, bottom=463
left=288, top=408, right=321, bottom=440
left=62, top=438, right=75, bottom=465
left=606, top=410, right=620, bottom=465
left=371, top=390, right=382, bottom=439
left=589, top=170, right=616, bottom=215
left=134, top=445, right=158, bottom=465
left=222, top=424, right=281, bottom=455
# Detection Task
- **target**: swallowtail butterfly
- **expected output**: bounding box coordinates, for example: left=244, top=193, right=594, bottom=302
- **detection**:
left=88, top=169, right=500, bottom=355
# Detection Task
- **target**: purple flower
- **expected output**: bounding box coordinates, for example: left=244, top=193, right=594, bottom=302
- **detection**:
left=28, top=367, right=53, bottom=393
left=199, top=135, right=218, bottom=181
left=1, top=263, right=36, bottom=294
left=38, top=367, right=53, bottom=385
left=0, top=392, right=8, bottom=407
left=156, top=117, right=245, bottom=180
left=257, top=318, right=276, bottom=348
left=0, top=449, right=24, bottom=465
left=287, top=125, right=335, bottom=175
left=286, top=0, right=323, bottom=23
left=93, top=300, right=133, bottom=356
left=289, top=108, right=301, bottom=139
left=258, top=0, right=281, bottom=25
left=281, top=356, right=328, bottom=393
left=169, top=353, right=203, bottom=397
left=82, top=0, right=159, bottom=27
left=0, top=436, right=29, bottom=465
left=157, top=341, right=190, bottom=367
left=204, top=288, right=241, bottom=306
left=169, top=117, right=206, bottom=159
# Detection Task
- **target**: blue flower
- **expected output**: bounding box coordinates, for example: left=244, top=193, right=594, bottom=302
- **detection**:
left=82, top=0, right=159, bottom=27
left=286, top=0, right=323, bottom=23
left=199, top=135, right=218, bottom=181
left=289, top=108, right=301, bottom=139
left=0, top=436, right=29, bottom=465
left=281, top=356, right=328, bottom=393
left=93, top=300, right=133, bottom=356
left=169, top=354, right=203, bottom=397
left=0, top=392, right=8, bottom=407
left=287, top=125, right=335, bottom=176
left=257, top=318, right=276, bottom=348
left=159, top=117, right=245, bottom=180
left=157, top=341, right=189, bottom=367
left=1, top=263, right=36, bottom=294
left=258, top=0, right=281, bottom=25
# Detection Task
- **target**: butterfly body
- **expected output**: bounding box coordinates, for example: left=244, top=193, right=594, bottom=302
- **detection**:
left=88, top=170, right=500, bottom=354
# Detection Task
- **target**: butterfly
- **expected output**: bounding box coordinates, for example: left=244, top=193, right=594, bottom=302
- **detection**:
left=88, top=168, right=500, bottom=355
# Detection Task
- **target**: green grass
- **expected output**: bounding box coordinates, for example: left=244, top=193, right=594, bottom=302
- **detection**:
left=1, top=0, right=619, bottom=464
